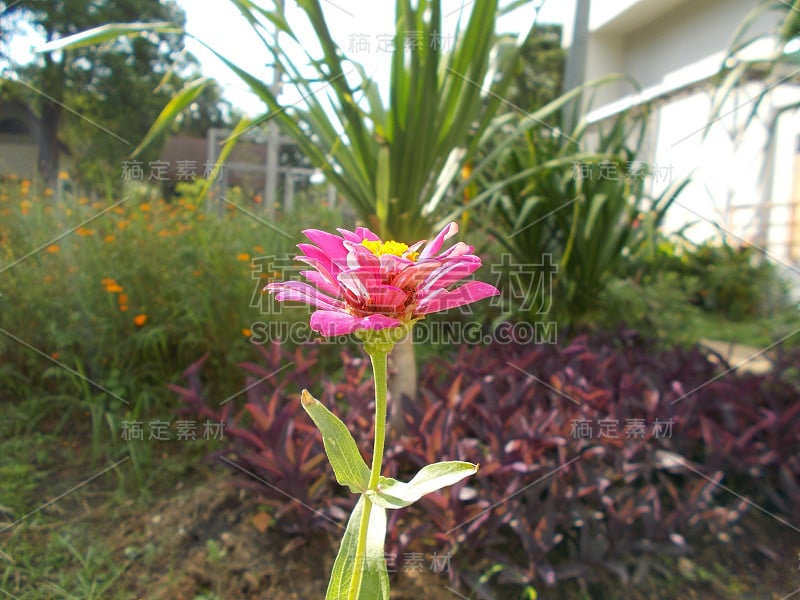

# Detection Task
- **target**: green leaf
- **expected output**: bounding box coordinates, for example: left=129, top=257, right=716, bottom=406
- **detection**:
left=368, top=461, right=478, bottom=509
left=375, top=145, right=390, bottom=236
left=195, top=116, right=252, bottom=202
left=301, top=390, right=370, bottom=494
left=35, top=22, right=181, bottom=53
left=131, top=77, right=211, bottom=158
left=326, top=496, right=390, bottom=600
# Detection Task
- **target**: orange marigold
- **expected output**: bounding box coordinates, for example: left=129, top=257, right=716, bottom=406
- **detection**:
left=133, top=314, right=147, bottom=326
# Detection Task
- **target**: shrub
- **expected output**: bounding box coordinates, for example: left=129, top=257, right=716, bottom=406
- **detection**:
left=623, top=235, right=792, bottom=320
left=174, top=332, right=800, bottom=594
left=0, top=179, right=345, bottom=414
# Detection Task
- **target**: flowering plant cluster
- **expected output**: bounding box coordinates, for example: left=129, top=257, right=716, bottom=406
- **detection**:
left=267, top=222, right=498, bottom=599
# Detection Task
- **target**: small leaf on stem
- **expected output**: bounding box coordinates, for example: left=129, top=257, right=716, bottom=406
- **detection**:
left=326, top=496, right=390, bottom=600
left=369, top=461, right=479, bottom=509
left=301, top=389, right=370, bottom=494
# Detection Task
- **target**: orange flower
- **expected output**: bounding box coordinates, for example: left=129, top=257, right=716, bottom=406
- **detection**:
left=44, top=187, right=53, bottom=196
left=58, top=171, right=70, bottom=181
left=237, top=252, right=251, bottom=262
left=118, top=293, right=128, bottom=305
left=133, top=314, right=147, bottom=326
left=43, top=275, right=53, bottom=283
left=76, top=227, right=94, bottom=237
left=46, top=244, right=60, bottom=254
left=51, top=352, right=60, bottom=360
left=104, top=235, right=115, bottom=243
left=119, top=305, right=129, bottom=312
left=139, top=202, right=151, bottom=212
left=253, top=245, right=265, bottom=254
left=103, top=278, right=123, bottom=293
left=242, top=328, right=252, bottom=337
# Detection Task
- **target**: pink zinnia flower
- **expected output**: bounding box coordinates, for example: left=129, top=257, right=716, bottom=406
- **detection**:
left=266, top=222, right=499, bottom=336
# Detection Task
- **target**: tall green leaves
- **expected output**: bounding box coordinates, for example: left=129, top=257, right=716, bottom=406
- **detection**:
left=475, top=101, right=686, bottom=325
left=219, top=0, right=528, bottom=240
left=36, top=2, right=530, bottom=240
left=708, top=0, right=800, bottom=137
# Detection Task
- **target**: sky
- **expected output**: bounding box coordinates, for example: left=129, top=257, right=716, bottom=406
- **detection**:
left=175, top=0, right=575, bottom=117
left=2, top=1, right=574, bottom=118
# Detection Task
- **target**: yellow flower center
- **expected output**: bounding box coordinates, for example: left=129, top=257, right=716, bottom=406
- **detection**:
left=361, top=239, right=418, bottom=261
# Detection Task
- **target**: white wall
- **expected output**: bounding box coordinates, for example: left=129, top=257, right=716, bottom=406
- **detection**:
left=586, top=0, right=780, bottom=109
left=579, top=0, right=800, bottom=278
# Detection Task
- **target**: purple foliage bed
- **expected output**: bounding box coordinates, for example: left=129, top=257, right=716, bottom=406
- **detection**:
left=171, top=331, right=800, bottom=590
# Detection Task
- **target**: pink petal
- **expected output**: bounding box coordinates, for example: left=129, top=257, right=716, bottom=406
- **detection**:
left=266, top=281, right=343, bottom=310
left=407, top=240, right=425, bottom=254
left=415, top=281, right=499, bottom=315
left=379, top=253, right=415, bottom=278
left=337, top=226, right=380, bottom=243
left=437, top=241, right=474, bottom=259
left=297, top=243, right=348, bottom=278
left=418, top=222, right=458, bottom=260
left=296, top=255, right=343, bottom=292
left=300, top=270, right=342, bottom=297
left=343, top=242, right=381, bottom=270
left=391, top=259, right=442, bottom=289
left=355, top=226, right=380, bottom=242
left=337, top=269, right=373, bottom=302
left=337, top=269, right=407, bottom=312
left=420, top=257, right=481, bottom=292
left=310, top=310, right=400, bottom=336
left=365, top=283, right=408, bottom=313
left=302, top=229, right=348, bottom=260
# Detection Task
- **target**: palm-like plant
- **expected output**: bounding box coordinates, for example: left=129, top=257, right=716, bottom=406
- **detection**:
left=450, top=98, right=689, bottom=327
left=37, top=0, right=540, bottom=423
left=207, top=0, right=533, bottom=242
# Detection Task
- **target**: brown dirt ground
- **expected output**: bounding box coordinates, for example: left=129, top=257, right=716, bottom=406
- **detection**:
left=87, top=473, right=800, bottom=600
left=102, top=478, right=458, bottom=600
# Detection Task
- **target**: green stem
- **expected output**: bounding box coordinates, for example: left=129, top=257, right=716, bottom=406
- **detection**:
left=367, top=349, right=389, bottom=489
left=347, top=347, right=390, bottom=600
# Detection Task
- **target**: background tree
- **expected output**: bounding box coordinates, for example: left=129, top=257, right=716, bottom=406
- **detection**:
left=0, top=0, right=195, bottom=188
left=506, top=23, right=565, bottom=113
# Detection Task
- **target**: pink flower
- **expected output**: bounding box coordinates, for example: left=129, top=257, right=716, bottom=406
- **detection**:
left=266, top=223, right=500, bottom=336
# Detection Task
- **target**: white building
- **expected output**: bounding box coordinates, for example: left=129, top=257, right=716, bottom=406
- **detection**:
left=564, top=0, right=800, bottom=286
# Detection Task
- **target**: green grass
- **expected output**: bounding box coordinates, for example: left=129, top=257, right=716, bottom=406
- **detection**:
left=0, top=178, right=342, bottom=422
left=591, top=273, right=800, bottom=350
